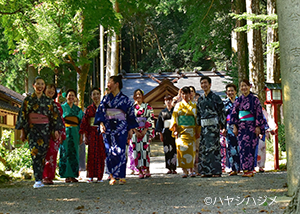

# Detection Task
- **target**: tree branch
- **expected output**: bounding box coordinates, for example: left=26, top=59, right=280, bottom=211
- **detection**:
left=0, top=8, right=23, bottom=15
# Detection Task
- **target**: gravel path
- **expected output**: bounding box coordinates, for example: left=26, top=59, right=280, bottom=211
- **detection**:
left=0, top=156, right=290, bottom=214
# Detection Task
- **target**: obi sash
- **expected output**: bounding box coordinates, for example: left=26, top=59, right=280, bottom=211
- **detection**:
left=164, top=119, right=171, bottom=129
left=136, top=117, right=147, bottom=128
left=106, top=108, right=126, bottom=120
left=29, top=113, right=49, bottom=124
left=64, top=116, right=79, bottom=127
left=239, top=111, right=254, bottom=121
left=89, top=117, right=97, bottom=127
left=178, top=115, right=195, bottom=126
left=201, top=117, right=218, bottom=127
left=226, top=114, right=230, bottom=122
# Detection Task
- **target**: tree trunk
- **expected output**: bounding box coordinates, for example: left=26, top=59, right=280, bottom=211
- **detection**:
left=277, top=0, right=300, bottom=197
left=27, top=65, right=37, bottom=94
left=111, top=31, right=119, bottom=76
left=100, top=25, right=105, bottom=98
left=106, top=35, right=112, bottom=86
left=77, top=63, right=90, bottom=110
left=232, top=0, right=248, bottom=83
left=246, top=0, right=265, bottom=105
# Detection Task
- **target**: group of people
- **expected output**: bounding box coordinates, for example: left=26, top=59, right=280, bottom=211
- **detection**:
left=16, top=74, right=268, bottom=188
left=157, top=76, right=268, bottom=179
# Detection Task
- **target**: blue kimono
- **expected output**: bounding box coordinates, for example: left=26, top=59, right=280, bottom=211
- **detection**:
left=94, top=92, right=138, bottom=178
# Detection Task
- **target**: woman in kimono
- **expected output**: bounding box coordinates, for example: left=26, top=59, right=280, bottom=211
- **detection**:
left=131, top=89, right=155, bottom=179
left=155, top=94, right=177, bottom=174
left=15, top=77, right=64, bottom=188
left=42, top=84, right=66, bottom=185
left=230, top=79, right=265, bottom=177
left=170, top=87, right=200, bottom=178
left=223, top=83, right=240, bottom=176
left=59, top=89, right=84, bottom=183
left=94, top=75, right=138, bottom=185
left=79, top=87, right=106, bottom=183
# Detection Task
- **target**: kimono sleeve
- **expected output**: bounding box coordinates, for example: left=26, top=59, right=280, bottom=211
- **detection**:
left=145, top=104, right=155, bottom=139
left=169, top=103, right=179, bottom=132
left=56, top=102, right=66, bottom=141
left=79, top=107, right=90, bottom=135
left=254, top=97, right=265, bottom=134
left=51, top=100, right=64, bottom=132
left=155, top=111, right=164, bottom=133
left=15, top=98, right=29, bottom=136
left=215, top=95, right=226, bottom=129
left=126, top=100, right=139, bottom=131
left=229, top=98, right=240, bottom=127
left=196, top=99, right=202, bottom=126
left=94, top=98, right=107, bottom=126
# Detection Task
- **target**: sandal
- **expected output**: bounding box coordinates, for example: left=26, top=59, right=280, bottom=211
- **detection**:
left=109, top=179, right=117, bottom=185
left=190, top=172, right=196, bottom=177
left=172, top=170, right=177, bottom=174
left=201, top=174, right=212, bottom=178
left=65, top=178, right=71, bottom=183
left=70, top=177, right=78, bottom=182
left=212, top=174, right=221, bottom=178
left=229, top=171, right=238, bottom=176
left=139, top=173, right=144, bottom=179
left=119, top=179, right=126, bottom=185
left=242, top=171, right=254, bottom=177
left=182, top=174, right=188, bottom=178
left=145, top=173, right=151, bottom=178
left=167, top=170, right=172, bottom=174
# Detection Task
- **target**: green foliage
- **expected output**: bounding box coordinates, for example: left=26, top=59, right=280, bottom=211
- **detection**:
left=278, top=123, right=286, bottom=152
left=0, top=130, right=31, bottom=172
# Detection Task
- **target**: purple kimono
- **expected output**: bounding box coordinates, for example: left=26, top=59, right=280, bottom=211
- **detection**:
left=229, top=92, right=265, bottom=171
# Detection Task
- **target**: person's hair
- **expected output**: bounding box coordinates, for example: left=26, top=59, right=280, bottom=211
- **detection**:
left=44, top=83, right=58, bottom=99
left=133, top=89, right=144, bottom=101
left=181, top=86, right=191, bottom=94
left=66, top=88, right=77, bottom=97
left=110, top=75, right=123, bottom=90
left=225, top=83, right=237, bottom=92
left=189, top=86, right=196, bottom=93
left=195, top=93, right=200, bottom=96
left=91, top=87, right=101, bottom=96
left=33, top=76, right=45, bottom=85
left=200, top=76, right=211, bottom=84
left=164, top=94, right=173, bottom=100
left=240, top=79, right=251, bottom=86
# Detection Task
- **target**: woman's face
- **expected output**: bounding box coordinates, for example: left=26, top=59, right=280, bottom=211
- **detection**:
left=181, top=91, right=190, bottom=102
left=33, top=79, right=45, bottom=95
left=240, top=82, right=251, bottom=96
left=45, top=86, right=56, bottom=99
left=190, top=88, right=195, bottom=99
left=107, top=79, right=118, bottom=93
left=67, top=91, right=76, bottom=104
left=226, top=86, right=237, bottom=100
left=91, top=90, right=101, bottom=104
left=164, top=99, right=172, bottom=108
left=134, top=90, right=143, bottom=102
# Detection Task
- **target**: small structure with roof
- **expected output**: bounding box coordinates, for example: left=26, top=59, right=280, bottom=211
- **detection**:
left=0, top=85, right=24, bottom=148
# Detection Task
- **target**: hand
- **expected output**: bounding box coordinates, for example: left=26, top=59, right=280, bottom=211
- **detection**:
left=100, top=122, right=106, bottom=133
left=233, top=125, right=238, bottom=137
left=196, top=133, right=200, bottom=139
left=54, top=131, right=60, bottom=141
left=79, top=134, right=83, bottom=145
left=159, top=133, right=163, bottom=142
left=221, top=129, right=227, bottom=137
left=127, top=129, right=134, bottom=140
left=255, top=126, right=261, bottom=137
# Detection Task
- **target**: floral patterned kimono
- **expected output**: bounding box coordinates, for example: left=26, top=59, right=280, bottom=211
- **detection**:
left=94, top=92, right=138, bottom=178
left=59, top=103, right=84, bottom=178
left=170, top=100, right=200, bottom=169
left=229, top=92, right=265, bottom=172
left=15, top=93, right=64, bottom=181
left=131, top=103, right=155, bottom=169
left=79, top=103, right=106, bottom=180
left=43, top=101, right=66, bottom=181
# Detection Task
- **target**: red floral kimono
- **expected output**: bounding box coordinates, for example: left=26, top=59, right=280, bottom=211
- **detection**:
left=79, top=103, right=106, bottom=179
left=43, top=101, right=66, bottom=181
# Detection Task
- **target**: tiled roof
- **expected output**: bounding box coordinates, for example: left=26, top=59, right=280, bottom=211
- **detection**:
left=122, top=71, right=230, bottom=101
left=0, top=100, right=20, bottom=113
left=0, top=85, right=25, bottom=104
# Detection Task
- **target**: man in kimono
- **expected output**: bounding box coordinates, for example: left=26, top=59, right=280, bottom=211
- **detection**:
left=197, top=76, right=226, bottom=177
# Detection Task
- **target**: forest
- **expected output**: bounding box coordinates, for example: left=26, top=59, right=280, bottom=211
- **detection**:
left=0, top=0, right=279, bottom=108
